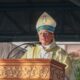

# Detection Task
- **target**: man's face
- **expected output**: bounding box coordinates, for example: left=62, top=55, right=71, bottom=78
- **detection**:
left=38, top=30, right=54, bottom=45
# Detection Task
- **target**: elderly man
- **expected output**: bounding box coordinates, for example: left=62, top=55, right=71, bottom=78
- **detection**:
left=20, top=12, right=72, bottom=80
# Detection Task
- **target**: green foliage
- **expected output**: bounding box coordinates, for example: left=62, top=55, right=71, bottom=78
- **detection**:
left=74, top=60, right=80, bottom=80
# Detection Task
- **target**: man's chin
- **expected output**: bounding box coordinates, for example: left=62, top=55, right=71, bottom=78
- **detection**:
left=41, top=42, right=49, bottom=45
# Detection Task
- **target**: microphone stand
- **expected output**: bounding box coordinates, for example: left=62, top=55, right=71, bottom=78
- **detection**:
left=7, top=42, right=39, bottom=58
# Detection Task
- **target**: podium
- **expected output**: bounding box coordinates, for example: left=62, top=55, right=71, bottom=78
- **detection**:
left=0, top=59, right=66, bottom=80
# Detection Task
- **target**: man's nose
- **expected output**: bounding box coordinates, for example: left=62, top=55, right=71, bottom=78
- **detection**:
left=42, top=33, right=48, bottom=37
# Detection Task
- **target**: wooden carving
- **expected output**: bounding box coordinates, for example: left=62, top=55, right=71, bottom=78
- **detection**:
left=0, top=59, right=65, bottom=80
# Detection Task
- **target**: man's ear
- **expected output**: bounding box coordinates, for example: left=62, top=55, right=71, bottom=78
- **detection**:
left=52, top=33, right=54, bottom=37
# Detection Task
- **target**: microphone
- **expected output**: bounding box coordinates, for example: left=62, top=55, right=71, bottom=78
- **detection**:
left=7, top=42, right=40, bottom=58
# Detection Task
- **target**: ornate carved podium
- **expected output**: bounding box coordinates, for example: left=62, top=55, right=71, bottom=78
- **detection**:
left=0, top=59, right=65, bottom=80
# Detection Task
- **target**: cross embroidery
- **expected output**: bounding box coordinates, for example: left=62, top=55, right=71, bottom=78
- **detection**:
left=42, top=15, right=47, bottom=23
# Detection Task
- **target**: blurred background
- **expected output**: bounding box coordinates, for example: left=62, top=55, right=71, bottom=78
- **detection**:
left=0, top=0, right=80, bottom=41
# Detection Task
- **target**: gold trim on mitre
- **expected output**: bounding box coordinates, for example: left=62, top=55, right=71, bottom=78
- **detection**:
left=36, top=12, right=56, bottom=32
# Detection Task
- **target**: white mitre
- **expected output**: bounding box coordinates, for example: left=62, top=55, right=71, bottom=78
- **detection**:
left=36, top=12, right=56, bottom=33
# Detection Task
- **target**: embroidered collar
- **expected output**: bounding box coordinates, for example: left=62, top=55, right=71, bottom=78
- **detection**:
left=41, top=41, right=57, bottom=52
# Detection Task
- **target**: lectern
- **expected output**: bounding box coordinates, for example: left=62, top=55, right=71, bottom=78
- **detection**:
left=0, top=59, right=66, bottom=80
